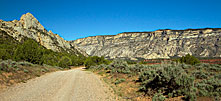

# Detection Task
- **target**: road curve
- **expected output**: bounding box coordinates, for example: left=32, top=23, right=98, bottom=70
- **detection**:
left=0, top=68, right=116, bottom=101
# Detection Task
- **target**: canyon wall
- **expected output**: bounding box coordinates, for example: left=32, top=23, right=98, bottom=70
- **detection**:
left=72, top=28, right=221, bottom=60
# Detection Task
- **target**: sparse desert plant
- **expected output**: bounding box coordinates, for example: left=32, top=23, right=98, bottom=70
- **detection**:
left=114, top=78, right=126, bottom=85
left=0, top=60, right=18, bottom=72
left=196, top=77, right=221, bottom=97
left=138, top=64, right=196, bottom=100
left=179, top=63, right=192, bottom=69
left=193, top=70, right=208, bottom=79
left=90, top=58, right=220, bottom=100
left=110, top=60, right=131, bottom=74
left=128, top=64, right=144, bottom=73
left=23, top=69, right=29, bottom=73
left=152, top=91, right=166, bottom=101
left=41, top=68, right=49, bottom=72
left=111, top=59, right=128, bottom=69
left=16, top=61, right=34, bottom=66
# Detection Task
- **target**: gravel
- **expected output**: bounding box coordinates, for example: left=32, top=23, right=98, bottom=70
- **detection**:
left=0, top=68, right=117, bottom=101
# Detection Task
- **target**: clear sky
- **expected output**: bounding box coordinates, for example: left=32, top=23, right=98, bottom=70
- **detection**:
left=0, top=0, right=220, bottom=40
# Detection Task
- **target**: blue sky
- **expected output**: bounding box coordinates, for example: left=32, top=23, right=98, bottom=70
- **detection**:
left=0, top=0, right=220, bottom=40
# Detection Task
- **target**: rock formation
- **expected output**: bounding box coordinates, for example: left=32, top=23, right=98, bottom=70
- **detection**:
left=1, top=13, right=220, bottom=60
left=71, top=28, right=221, bottom=60
left=0, top=13, right=87, bottom=56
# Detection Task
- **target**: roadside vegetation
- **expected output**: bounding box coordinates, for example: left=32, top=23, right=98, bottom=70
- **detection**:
left=87, top=55, right=221, bottom=101
left=0, top=30, right=86, bottom=68
left=0, top=30, right=110, bottom=69
left=0, top=30, right=109, bottom=88
left=1, top=30, right=221, bottom=100
left=0, top=59, right=59, bottom=89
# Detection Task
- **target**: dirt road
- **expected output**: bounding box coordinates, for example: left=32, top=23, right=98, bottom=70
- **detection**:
left=0, top=68, right=116, bottom=101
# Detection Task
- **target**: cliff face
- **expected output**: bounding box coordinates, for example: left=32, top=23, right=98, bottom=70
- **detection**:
left=0, top=13, right=87, bottom=56
left=72, top=28, right=221, bottom=60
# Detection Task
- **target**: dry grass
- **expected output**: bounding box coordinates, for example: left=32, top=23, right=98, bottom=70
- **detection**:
left=0, top=63, right=59, bottom=90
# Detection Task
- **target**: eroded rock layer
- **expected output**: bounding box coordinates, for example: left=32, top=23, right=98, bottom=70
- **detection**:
left=72, top=28, right=221, bottom=60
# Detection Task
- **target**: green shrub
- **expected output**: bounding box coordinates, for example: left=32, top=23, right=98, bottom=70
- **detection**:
left=138, top=65, right=196, bottom=100
left=84, top=56, right=110, bottom=69
left=196, top=77, right=221, bottom=97
left=208, top=64, right=221, bottom=71
left=193, top=70, right=208, bottom=79
left=84, top=57, right=97, bottom=68
left=178, top=54, right=200, bottom=65
left=41, top=68, right=49, bottom=72
left=23, top=69, right=29, bottom=73
left=86, top=58, right=220, bottom=100
left=0, top=60, right=18, bottom=72
left=0, top=49, right=12, bottom=60
left=180, top=63, right=192, bottom=69
left=110, top=60, right=131, bottom=74
left=70, top=55, right=84, bottom=66
left=184, top=87, right=197, bottom=100
left=126, top=60, right=137, bottom=64
left=42, top=53, right=59, bottom=66
left=215, top=96, right=221, bottom=101
left=0, top=30, right=19, bottom=60
left=114, top=78, right=126, bottom=85
left=152, top=91, right=166, bottom=101
left=58, top=56, right=72, bottom=68
left=16, top=61, right=34, bottom=66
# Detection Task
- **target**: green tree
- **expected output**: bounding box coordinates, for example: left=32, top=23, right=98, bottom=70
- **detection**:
left=70, top=55, right=85, bottom=66
left=14, top=39, right=43, bottom=64
left=42, top=53, right=59, bottom=66
left=84, top=56, right=110, bottom=69
left=0, top=49, right=11, bottom=60
left=58, top=56, right=72, bottom=68
left=84, top=57, right=97, bottom=68
left=0, top=30, right=19, bottom=60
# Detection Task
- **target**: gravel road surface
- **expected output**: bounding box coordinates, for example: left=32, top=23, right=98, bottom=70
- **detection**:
left=0, top=68, right=116, bottom=101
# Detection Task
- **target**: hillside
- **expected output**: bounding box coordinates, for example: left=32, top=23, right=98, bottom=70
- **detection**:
left=0, top=13, right=93, bottom=69
left=72, top=28, right=221, bottom=60
left=0, top=13, right=87, bottom=56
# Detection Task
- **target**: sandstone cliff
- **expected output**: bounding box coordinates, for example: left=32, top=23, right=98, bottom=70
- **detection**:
left=71, top=28, right=221, bottom=60
left=0, top=13, right=87, bottom=56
